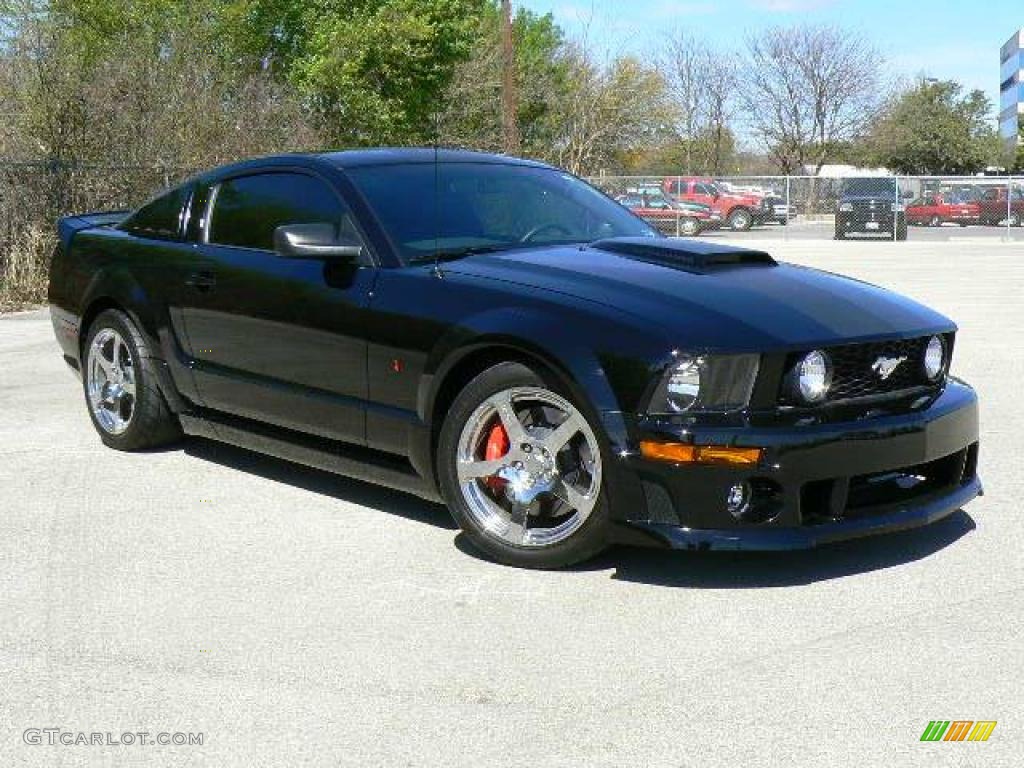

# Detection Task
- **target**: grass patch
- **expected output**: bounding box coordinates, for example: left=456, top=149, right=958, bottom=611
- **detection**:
left=1, top=225, right=52, bottom=312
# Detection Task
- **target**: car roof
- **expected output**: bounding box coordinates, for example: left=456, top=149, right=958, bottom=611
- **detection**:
left=318, top=147, right=553, bottom=169
left=192, top=148, right=555, bottom=183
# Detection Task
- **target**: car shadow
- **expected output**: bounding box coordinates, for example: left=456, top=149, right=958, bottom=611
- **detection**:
left=593, top=510, right=976, bottom=588
left=182, top=437, right=457, bottom=531
left=180, top=436, right=975, bottom=586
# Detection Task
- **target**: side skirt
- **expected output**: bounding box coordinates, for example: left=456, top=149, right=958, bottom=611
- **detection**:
left=179, top=410, right=444, bottom=504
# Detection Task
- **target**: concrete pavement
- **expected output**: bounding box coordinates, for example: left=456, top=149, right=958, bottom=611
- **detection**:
left=1, top=241, right=1022, bottom=766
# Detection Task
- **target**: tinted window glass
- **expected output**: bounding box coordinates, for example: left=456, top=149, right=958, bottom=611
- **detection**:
left=346, top=163, right=656, bottom=263
left=209, top=173, right=348, bottom=251
left=121, top=184, right=190, bottom=240
left=842, top=178, right=898, bottom=198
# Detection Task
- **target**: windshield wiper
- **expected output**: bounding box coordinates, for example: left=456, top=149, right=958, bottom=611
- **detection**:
left=408, top=244, right=512, bottom=264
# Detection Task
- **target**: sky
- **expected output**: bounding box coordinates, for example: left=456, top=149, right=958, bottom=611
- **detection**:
left=518, top=0, right=1021, bottom=116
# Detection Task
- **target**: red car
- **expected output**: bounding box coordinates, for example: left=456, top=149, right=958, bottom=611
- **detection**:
left=906, top=193, right=980, bottom=227
left=661, top=177, right=765, bottom=231
left=976, top=187, right=1024, bottom=227
left=616, top=192, right=717, bottom=236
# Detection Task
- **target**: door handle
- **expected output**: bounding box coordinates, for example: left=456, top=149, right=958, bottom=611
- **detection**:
left=186, top=270, right=217, bottom=292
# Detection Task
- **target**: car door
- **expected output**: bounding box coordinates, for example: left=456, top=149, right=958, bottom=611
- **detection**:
left=182, top=169, right=376, bottom=445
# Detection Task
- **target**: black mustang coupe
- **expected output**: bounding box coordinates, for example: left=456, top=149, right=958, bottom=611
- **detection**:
left=49, top=150, right=981, bottom=568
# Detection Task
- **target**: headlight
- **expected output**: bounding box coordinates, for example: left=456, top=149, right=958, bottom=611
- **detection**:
left=923, top=335, right=945, bottom=380
left=647, top=354, right=760, bottom=414
left=665, top=356, right=701, bottom=412
left=839, top=202, right=853, bottom=212
left=787, top=350, right=832, bottom=404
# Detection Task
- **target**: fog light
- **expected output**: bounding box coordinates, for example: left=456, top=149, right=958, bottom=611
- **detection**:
left=726, top=481, right=751, bottom=518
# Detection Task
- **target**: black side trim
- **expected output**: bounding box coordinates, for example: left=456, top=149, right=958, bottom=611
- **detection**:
left=180, top=410, right=442, bottom=503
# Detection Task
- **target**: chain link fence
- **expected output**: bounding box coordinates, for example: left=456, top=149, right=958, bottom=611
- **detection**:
left=589, top=174, right=1024, bottom=243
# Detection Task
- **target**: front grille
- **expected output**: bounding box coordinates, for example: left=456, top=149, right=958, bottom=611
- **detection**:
left=781, top=335, right=946, bottom=404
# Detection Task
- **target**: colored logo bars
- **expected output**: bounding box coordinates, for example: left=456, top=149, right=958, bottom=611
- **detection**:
left=920, top=721, right=997, bottom=742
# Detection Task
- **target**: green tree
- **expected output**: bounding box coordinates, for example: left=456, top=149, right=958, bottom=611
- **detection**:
left=864, top=79, right=1002, bottom=175
left=289, top=0, right=486, bottom=145
left=439, top=4, right=568, bottom=157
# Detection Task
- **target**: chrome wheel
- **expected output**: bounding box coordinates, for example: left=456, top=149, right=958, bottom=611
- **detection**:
left=86, top=328, right=136, bottom=435
left=455, top=387, right=602, bottom=548
left=679, top=217, right=700, bottom=236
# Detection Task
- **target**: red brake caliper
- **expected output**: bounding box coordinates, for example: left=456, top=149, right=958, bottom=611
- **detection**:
left=483, top=421, right=510, bottom=491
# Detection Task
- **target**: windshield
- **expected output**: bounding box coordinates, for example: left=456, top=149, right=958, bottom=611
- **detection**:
left=842, top=178, right=899, bottom=198
left=346, top=162, right=658, bottom=263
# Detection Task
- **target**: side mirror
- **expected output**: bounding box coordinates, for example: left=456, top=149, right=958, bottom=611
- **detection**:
left=274, top=223, right=363, bottom=260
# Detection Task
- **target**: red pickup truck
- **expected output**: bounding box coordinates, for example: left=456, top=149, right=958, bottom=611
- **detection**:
left=976, top=187, right=1024, bottom=227
left=906, top=193, right=980, bottom=227
left=661, top=177, right=766, bottom=231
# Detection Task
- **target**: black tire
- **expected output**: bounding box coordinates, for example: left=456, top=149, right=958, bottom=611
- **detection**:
left=929, top=215, right=941, bottom=227
left=437, top=361, right=611, bottom=569
left=726, top=207, right=753, bottom=231
left=834, top=230, right=845, bottom=241
left=82, top=309, right=181, bottom=451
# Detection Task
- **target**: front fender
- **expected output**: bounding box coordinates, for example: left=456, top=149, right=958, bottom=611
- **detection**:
left=421, top=305, right=663, bottom=449
left=414, top=304, right=669, bottom=524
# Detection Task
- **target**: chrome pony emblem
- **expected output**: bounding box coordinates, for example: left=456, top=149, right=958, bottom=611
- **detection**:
left=872, top=355, right=907, bottom=380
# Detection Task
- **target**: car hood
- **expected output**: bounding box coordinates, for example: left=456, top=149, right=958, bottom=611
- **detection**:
left=445, top=239, right=954, bottom=352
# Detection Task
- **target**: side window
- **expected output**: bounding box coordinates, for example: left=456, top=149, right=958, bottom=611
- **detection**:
left=121, top=184, right=191, bottom=241
left=208, top=172, right=357, bottom=252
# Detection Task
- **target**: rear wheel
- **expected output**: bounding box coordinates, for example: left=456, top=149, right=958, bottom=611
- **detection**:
left=438, top=362, right=610, bottom=568
left=82, top=309, right=181, bottom=450
left=929, top=215, right=941, bottom=227
left=727, top=207, right=753, bottom=231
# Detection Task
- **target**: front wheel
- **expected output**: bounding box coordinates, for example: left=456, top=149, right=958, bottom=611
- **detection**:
left=678, top=216, right=701, bottom=236
left=438, top=362, right=610, bottom=568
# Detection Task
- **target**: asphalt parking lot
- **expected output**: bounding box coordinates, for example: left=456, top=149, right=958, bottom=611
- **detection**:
left=2, top=240, right=1022, bottom=766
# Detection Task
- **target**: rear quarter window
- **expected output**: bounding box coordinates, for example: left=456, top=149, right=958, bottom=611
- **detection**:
left=120, top=185, right=190, bottom=240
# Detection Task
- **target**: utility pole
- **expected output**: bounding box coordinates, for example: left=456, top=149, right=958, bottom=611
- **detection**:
left=500, top=0, right=520, bottom=155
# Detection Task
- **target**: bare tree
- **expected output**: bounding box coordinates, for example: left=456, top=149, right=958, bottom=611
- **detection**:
left=555, top=47, right=671, bottom=176
left=661, top=32, right=736, bottom=175
left=742, top=25, right=886, bottom=174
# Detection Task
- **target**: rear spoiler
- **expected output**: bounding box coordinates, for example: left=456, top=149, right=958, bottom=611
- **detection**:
left=57, top=210, right=129, bottom=250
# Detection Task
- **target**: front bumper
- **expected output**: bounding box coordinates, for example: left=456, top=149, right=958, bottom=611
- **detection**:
left=613, top=380, right=981, bottom=551
left=836, top=211, right=906, bottom=234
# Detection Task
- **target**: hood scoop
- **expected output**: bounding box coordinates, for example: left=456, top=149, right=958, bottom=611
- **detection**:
left=588, top=237, right=776, bottom=273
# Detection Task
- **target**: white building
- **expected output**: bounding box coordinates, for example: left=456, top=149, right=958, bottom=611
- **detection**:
left=1000, top=29, right=1023, bottom=149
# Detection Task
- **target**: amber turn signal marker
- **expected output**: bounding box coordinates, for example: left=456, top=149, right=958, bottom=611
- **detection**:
left=639, top=441, right=762, bottom=465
